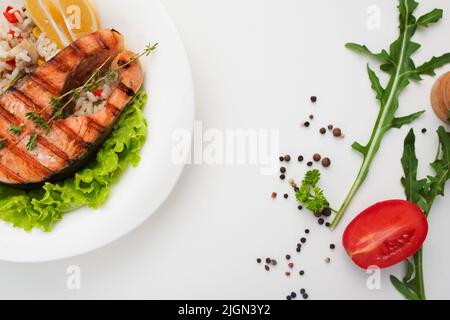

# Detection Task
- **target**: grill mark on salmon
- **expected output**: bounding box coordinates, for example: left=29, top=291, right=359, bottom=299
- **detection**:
left=0, top=103, right=20, bottom=126
left=48, top=56, right=71, bottom=74
left=70, top=41, right=86, bottom=58
left=94, top=32, right=109, bottom=50
left=118, top=82, right=136, bottom=97
left=85, top=117, right=106, bottom=133
left=36, top=136, right=69, bottom=161
left=6, top=139, right=52, bottom=176
left=52, top=122, right=90, bottom=149
left=10, top=88, right=45, bottom=113
left=0, top=161, right=24, bottom=183
left=28, top=74, right=60, bottom=97
left=104, top=102, right=121, bottom=117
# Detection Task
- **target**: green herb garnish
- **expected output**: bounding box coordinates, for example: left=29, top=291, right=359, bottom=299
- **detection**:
left=10, top=125, right=22, bottom=135
left=26, top=112, right=51, bottom=134
left=26, top=134, right=38, bottom=151
left=0, top=140, right=5, bottom=149
left=331, top=0, right=450, bottom=229
left=390, top=127, right=449, bottom=300
left=296, top=170, right=332, bottom=214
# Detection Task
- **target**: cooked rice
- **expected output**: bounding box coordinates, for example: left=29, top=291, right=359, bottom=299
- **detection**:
left=73, top=82, right=113, bottom=116
left=0, top=3, right=112, bottom=116
left=0, top=4, right=59, bottom=94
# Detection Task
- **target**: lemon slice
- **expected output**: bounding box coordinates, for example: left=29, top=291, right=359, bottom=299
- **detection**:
left=24, top=0, right=72, bottom=48
left=55, top=0, right=100, bottom=39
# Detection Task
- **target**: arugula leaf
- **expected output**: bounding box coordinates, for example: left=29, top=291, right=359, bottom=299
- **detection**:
left=390, top=274, right=421, bottom=300
left=400, top=129, right=427, bottom=204
left=410, top=53, right=450, bottom=78
left=330, top=0, right=450, bottom=229
left=391, top=127, right=450, bottom=300
left=391, top=111, right=426, bottom=129
left=296, top=170, right=331, bottom=214
left=367, top=64, right=385, bottom=104
left=345, top=43, right=392, bottom=64
left=417, top=8, right=443, bottom=28
left=421, top=127, right=450, bottom=214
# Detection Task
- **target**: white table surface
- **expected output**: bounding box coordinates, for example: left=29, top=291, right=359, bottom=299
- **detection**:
left=1, top=0, right=449, bottom=300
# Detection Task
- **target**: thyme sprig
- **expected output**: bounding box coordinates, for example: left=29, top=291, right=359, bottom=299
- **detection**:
left=26, top=134, right=38, bottom=151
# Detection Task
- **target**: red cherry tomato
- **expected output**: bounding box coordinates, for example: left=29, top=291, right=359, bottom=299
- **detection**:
left=343, top=200, right=428, bottom=269
left=5, top=59, right=16, bottom=68
left=93, top=89, right=103, bottom=97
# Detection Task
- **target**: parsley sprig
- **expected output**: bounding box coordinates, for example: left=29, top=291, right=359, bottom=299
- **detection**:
left=295, top=170, right=333, bottom=214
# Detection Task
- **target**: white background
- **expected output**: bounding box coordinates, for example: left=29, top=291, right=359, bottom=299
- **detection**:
left=0, top=0, right=449, bottom=299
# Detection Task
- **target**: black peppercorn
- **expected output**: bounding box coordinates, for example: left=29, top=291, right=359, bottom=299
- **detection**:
left=322, top=208, right=332, bottom=217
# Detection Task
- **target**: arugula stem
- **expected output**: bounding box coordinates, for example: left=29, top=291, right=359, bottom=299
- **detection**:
left=331, top=71, right=399, bottom=229
left=412, top=249, right=426, bottom=300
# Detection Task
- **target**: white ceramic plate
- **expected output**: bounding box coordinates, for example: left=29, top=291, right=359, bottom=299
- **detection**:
left=0, top=0, right=195, bottom=262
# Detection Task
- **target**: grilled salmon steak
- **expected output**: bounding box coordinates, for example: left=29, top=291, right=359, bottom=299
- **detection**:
left=0, top=29, right=144, bottom=189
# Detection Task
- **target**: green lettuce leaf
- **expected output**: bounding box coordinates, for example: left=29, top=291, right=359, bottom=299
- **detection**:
left=0, top=90, right=148, bottom=232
